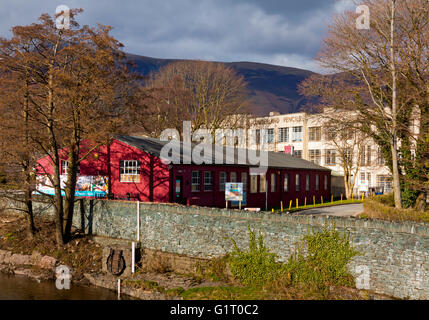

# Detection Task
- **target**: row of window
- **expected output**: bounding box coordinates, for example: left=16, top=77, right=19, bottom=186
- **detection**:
left=191, top=171, right=328, bottom=193
left=307, top=147, right=385, bottom=167
left=256, top=126, right=320, bottom=144
left=256, top=126, right=305, bottom=144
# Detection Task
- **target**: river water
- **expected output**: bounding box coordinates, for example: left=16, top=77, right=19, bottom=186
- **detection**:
left=0, top=273, right=132, bottom=300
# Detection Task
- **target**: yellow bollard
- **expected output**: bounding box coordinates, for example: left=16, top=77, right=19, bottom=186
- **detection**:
left=289, top=200, right=292, bottom=210
left=296, top=198, right=299, bottom=208
left=362, top=193, right=364, bottom=201
left=341, top=193, right=343, bottom=203
left=352, top=194, right=354, bottom=202
left=321, top=196, right=324, bottom=205
left=331, top=195, right=333, bottom=204
left=313, top=195, right=316, bottom=206
left=304, top=197, right=307, bottom=207
left=281, top=201, right=283, bottom=212
left=272, top=208, right=274, bottom=213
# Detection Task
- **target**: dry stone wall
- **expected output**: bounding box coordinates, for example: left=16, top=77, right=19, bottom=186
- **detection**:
left=4, top=198, right=428, bottom=299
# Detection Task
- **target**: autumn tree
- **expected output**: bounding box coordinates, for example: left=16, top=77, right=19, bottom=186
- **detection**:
left=304, top=0, right=428, bottom=208
left=135, top=60, right=249, bottom=140
left=0, top=66, right=39, bottom=237
left=0, top=10, right=142, bottom=245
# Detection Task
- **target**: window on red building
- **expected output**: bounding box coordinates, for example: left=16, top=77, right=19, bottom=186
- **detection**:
left=219, top=172, right=226, bottom=191
left=296, top=174, right=300, bottom=191
left=120, top=160, right=140, bottom=182
left=271, top=173, right=276, bottom=192
left=192, top=171, right=201, bottom=192
left=230, top=172, right=237, bottom=182
left=284, top=174, right=289, bottom=192
left=259, top=174, right=266, bottom=193
left=241, top=172, right=247, bottom=192
left=204, top=172, right=213, bottom=191
left=250, top=175, right=257, bottom=193
left=306, top=174, right=310, bottom=191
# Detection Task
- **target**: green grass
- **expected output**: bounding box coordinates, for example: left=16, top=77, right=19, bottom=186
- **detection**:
left=269, top=199, right=363, bottom=214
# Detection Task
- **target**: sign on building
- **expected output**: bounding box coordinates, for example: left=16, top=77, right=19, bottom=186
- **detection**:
left=284, top=145, right=294, bottom=155
left=225, top=182, right=243, bottom=202
left=35, top=175, right=108, bottom=197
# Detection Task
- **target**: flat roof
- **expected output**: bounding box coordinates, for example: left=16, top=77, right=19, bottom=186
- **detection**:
left=115, top=135, right=330, bottom=172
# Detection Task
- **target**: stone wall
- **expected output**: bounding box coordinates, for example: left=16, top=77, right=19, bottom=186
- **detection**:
left=3, top=198, right=429, bottom=299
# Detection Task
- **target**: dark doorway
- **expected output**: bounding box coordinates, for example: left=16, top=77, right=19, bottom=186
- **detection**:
left=175, top=176, right=185, bottom=204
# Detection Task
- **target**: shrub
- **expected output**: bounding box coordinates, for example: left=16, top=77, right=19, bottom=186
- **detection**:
left=285, top=225, right=359, bottom=291
left=401, top=188, right=420, bottom=209
left=228, top=226, right=286, bottom=286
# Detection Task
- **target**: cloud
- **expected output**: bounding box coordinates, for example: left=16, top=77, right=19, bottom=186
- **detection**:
left=0, top=0, right=349, bottom=72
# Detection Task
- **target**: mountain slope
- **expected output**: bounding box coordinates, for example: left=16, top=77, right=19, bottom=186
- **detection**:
left=127, top=54, right=315, bottom=116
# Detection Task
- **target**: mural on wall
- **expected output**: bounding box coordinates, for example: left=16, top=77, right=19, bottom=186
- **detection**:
left=35, top=175, right=108, bottom=197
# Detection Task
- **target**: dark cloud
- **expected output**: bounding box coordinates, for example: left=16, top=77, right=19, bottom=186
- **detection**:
left=0, top=0, right=355, bottom=71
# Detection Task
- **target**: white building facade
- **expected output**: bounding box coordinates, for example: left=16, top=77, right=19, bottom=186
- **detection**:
left=233, top=111, right=393, bottom=195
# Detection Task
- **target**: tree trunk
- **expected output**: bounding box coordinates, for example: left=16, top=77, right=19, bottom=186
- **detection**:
left=389, top=0, right=403, bottom=209
left=391, top=139, right=403, bottom=208
left=63, top=147, right=78, bottom=243
left=23, top=80, right=36, bottom=238
left=25, top=175, right=36, bottom=238
left=52, top=152, right=65, bottom=247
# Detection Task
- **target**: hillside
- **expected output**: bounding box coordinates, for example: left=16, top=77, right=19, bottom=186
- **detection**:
left=126, top=54, right=316, bottom=116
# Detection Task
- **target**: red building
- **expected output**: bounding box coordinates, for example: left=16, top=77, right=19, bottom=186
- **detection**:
left=36, top=135, right=331, bottom=209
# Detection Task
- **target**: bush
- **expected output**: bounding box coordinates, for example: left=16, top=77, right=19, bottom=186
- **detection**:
left=285, top=225, right=359, bottom=291
left=401, top=188, right=420, bottom=209
left=228, top=226, right=286, bottom=286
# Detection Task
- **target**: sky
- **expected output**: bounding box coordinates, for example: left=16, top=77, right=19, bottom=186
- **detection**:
left=0, top=0, right=355, bottom=72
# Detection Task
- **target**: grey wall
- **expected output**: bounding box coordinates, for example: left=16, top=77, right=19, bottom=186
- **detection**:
left=7, top=198, right=429, bottom=299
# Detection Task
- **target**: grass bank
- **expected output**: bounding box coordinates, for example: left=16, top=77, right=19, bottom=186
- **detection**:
left=0, top=213, right=103, bottom=281
left=362, top=194, right=429, bottom=223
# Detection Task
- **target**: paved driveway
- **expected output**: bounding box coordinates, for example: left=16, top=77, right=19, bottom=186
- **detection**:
left=297, top=203, right=363, bottom=217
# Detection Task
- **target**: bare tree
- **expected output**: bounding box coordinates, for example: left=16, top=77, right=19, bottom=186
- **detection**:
left=0, top=10, right=142, bottom=245
left=306, top=0, right=428, bottom=208
left=135, top=60, right=250, bottom=139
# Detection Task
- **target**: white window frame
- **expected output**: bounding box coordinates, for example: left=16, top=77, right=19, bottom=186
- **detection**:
left=292, top=126, right=303, bottom=142
left=219, top=172, right=226, bottom=191
left=120, top=160, right=140, bottom=183
left=204, top=171, right=213, bottom=191
left=271, top=173, right=276, bottom=192
left=191, top=171, right=201, bottom=192
left=296, top=174, right=300, bottom=191
left=284, top=174, right=289, bottom=192
left=250, top=174, right=258, bottom=193
left=279, top=127, right=289, bottom=143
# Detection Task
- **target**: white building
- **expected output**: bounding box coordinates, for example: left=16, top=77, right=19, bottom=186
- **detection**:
left=229, top=111, right=393, bottom=195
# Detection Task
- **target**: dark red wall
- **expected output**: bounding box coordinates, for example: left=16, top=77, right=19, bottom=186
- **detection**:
left=171, top=165, right=331, bottom=209
left=36, top=139, right=330, bottom=209
left=36, top=139, right=170, bottom=203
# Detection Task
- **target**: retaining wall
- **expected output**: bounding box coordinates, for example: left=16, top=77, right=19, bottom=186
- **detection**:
left=3, top=198, right=428, bottom=299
